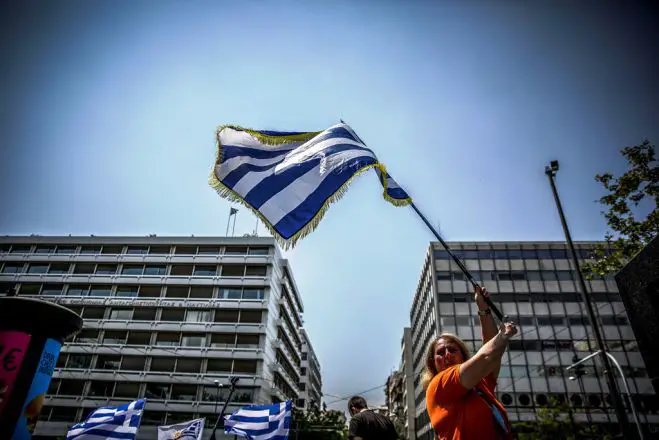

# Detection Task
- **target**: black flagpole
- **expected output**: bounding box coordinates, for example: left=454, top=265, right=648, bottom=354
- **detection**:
left=409, top=201, right=504, bottom=321
left=210, top=377, right=240, bottom=440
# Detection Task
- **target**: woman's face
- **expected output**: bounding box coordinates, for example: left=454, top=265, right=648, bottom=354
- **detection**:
left=434, top=337, right=464, bottom=372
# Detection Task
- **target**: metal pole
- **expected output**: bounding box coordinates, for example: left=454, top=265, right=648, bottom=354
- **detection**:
left=567, top=350, right=645, bottom=439
left=226, top=211, right=232, bottom=236
left=231, top=212, right=238, bottom=236
left=214, top=380, right=222, bottom=416
left=210, top=377, right=240, bottom=440
left=409, top=201, right=504, bottom=321
left=545, top=162, right=631, bottom=438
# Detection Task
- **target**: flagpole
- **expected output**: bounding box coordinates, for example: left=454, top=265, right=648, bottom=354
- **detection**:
left=225, top=211, right=232, bottom=236
left=231, top=211, right=238, bottom=236
left=210, top=377, right=240, bottom=440
left=409, top=201, right=504, bottom=321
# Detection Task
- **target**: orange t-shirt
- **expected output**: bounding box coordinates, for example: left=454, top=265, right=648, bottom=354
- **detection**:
left=425, top=365, right=511, bottom=440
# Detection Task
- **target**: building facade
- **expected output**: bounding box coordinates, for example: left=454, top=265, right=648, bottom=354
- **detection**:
left=409, top=241, right=659, bottom=440
left=299, top=329, right=323, bottom=411
left=0, top=236, right=322, bottom=439
left=385, top=327, right=416, bottom=440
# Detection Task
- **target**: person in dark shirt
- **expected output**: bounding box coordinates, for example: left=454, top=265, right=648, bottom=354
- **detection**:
left=347, top=395, right=399, bottom=440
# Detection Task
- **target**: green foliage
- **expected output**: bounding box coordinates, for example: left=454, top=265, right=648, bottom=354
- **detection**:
left=513, top=400, right=613, bottom=440
left=581, top=140, right=659, bottom=278
left=290, top=407, right=348, bottom=440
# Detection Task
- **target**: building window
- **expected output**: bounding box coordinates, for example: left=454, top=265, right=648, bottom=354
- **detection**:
left=109, top=308, right=133, bottom=320
left=248, top=247, right=269, bottom=255
left=73, top=263, right=95, bottom=274
left=175, top=245, right=197, bottom=255
left=75, top=330, right=99, bottom=343
left=67, top=354, right=92, bottom=368
left=1, top=263, right=24, bottom=274
left=156, top=333, right=180, bottom=346
left=27, top=264, right=49, bottom=274
left=127, top=331, right=151, bottom=345
left=239, top=311, right=262, bottom=324
left=144, top=265, right=167, bottom=275
left=88, top=380, right=114, bottom=397
left=145, top=383, right=169, bottom=399
left=189, top=286, right=213, bottom=299
left=237, top=334, right=259, bottom=347
left=193, top=265, right=217, bottom=276
left=67, top=284, right=90, bottom=297
left=215, top=310, right=239, bottom=323
left=165, top=286, right=189, bottom=298
left=80, top=245, right=101, bottom=254
left=160, top=309, right=185, bottom=321
left=114, top=383, right=140, bottom=398
left=149, top=245, right=170, bottom=255
left=82, top=307, right=105, bottom=319
left=170, top=264, right=193, bottom=276
left=186, top=310, right=211, bottom=323
left=171, top=384, right=198, bottom=400
left=133, top=308, right=157, bottom=321
left=35, top=245, right=55, bottom=254
left=49, top=263, right=70, bottom=274
left=116, top=286, right=139, bottom=297
left=150, top=357, right=176, bottom=372
left=101, top=246, right=122, bottom=254
left=55, top=246, right=76, bottom=254
left=138, top=286, right=161, bottom=298
left=225, top=246, right=248, bottom=255
left=122, top=265, right=144, bottom=276
left=219, top=288, right=242, bottom=299
left=197, top=246, right=221, bottom=255
left=49, top=407, right=79, bottom=422
left=211, top=333, right=236, bottom=348
left=41, top=284, right=63, bottom=296
left=126, top=246, right=148, bottom=255
left=95, top=264, right=117, bottom=275
left=245, top=265, right=267, bottom=276
left=182, top=334, right=206, bottom=347
left=175, top=359, right=201, bottom=373
left=242, top=288, right=265, bottom=300
left=207, top=359, right=233, bottom=373
left=58, top=379, right=85, bottom=397
left=221, top=265, right=245, bottom=277
left=90, top=285, right=113, bottom=297
left=97, top=355, right=121, bottom=370
left=103, top=331, right=127, bottom=344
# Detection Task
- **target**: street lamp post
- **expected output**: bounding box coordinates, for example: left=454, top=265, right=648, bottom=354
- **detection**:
left=210, top=376, right=240, bottom=440
left=213, top=380, right=223, bottom=415
left=567, top=350, right=645, bottom=440
left=545, top=160, right=631, bottom=438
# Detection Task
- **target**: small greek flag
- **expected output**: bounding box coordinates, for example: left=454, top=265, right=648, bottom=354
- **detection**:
left=157, top=417, right=205, bottom=440
left=66, top=399, right=145, bottom=440
left=224, top=400, right=292, bottom=440
left=209, top=122, right=411, bottom=248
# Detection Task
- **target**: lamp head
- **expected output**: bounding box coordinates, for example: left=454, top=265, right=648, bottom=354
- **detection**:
left=550, top=160, right=559, bottom=171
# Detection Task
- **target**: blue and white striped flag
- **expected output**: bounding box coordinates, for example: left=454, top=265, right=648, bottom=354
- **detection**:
left=157, top=417, right=205, bottom=440
left=66, top=399, right=145, bottom=440
left=224, top=400, right=292, bottom=440
left=209, top=122, right=411, bottom=248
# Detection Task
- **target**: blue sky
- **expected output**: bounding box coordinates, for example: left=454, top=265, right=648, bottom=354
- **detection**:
left=1, top=0, right=657, bottom=412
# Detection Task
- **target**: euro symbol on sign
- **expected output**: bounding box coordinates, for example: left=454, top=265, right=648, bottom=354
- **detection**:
left=3, top=348, right=21, bottom=372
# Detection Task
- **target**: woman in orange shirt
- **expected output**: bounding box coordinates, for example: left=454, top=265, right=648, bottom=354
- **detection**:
left=422, top=287, right=518, bottom=440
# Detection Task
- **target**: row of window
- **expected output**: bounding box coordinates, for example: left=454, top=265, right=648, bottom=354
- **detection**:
left=0, top=244, right=270, bottom=256
left=57, top=354, right=258, bottom=374
left=439, top=315, right=628, bottom=327
left=498, top=364, right=647, bottom=379
left=437, top=292, right=619, bottom=303
left=454, top=339, right=638, bottom=354
left=69, top=330, right=260, bottom=348
left=437, top=270, right=613, bottom=282
left=67, top=307, right=263, bottom=323
left=434, top=248, right=600, bottom=261
left=497, top=392, right=659, bottom=414
left=0, top=262, right=267, bottom=277
left=15, top=283, right=266, bottom=300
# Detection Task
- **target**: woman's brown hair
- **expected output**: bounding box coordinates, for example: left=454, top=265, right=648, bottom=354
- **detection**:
left=420, top=333, right=471, bottom=390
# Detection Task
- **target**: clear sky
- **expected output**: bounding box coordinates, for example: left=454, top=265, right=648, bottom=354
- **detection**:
left=1, top=0, right=657, bottom=412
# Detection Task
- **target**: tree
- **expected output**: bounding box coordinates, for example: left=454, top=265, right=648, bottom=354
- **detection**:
left=513, top=400, right=613, bottom=440
left=291, top=407, right=348, bottom=440
left=581, top=140, right=658, bottom=279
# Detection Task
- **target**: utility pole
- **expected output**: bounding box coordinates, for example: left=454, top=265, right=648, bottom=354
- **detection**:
left=210, top=376, right=240, bottom=440
left=545, top=161, right=631, bottom=438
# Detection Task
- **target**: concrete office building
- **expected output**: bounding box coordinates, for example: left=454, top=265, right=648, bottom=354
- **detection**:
left=0, top=236, right=321, bottom=439
left=299, top=329, right=323, bottom=411
left=409, top=241, right=659, bottom=440
left=386, top=328, right=415, bottom=440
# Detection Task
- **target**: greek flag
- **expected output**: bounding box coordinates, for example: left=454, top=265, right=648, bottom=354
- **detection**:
left=224, top=400, right=292, bottom=440
left=66, top=399, right=145, bottom=440
left=209, top=122, right=411, bottom=248
left=157, top=417, right=205, bottom=440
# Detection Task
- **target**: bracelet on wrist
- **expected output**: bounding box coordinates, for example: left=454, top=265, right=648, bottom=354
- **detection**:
left=477, top=308, right=492, bottom=316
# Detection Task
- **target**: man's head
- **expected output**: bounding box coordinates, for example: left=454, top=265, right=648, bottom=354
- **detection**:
left=347, top=396, right=367, bottom=416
